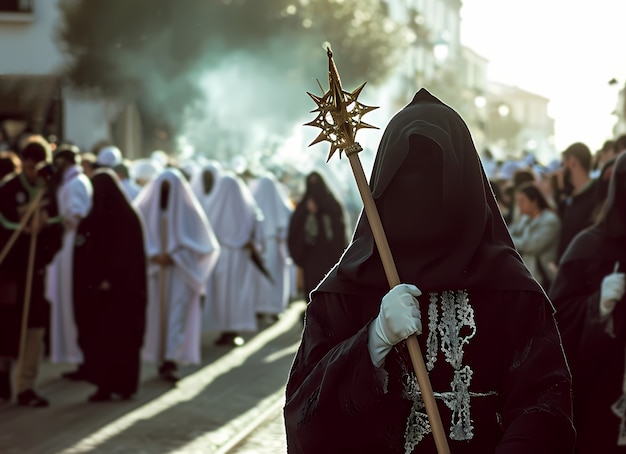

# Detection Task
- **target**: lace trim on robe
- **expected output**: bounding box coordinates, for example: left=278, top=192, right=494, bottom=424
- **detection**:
left=401, top=290, right=495, bottom=453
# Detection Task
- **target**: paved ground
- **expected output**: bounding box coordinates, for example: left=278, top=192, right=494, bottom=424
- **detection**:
left=0, top=302, right=305, bottom=454
left=230, top=403, right=286, bottom=453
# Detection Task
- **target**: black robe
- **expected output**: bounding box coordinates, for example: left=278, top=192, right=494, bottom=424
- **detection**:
left=287, top=171, right=348, bottom=297
left=285, top=89, right=574, bottom=453
left=550, top=152, right=626, bottom=453
left=285, top=290, right=573, bottom=453
left=556, top=179, right=599, bottom=261
left=0, top=173, right=62, bottom=358
left=73, top=169, right=147, bottom=395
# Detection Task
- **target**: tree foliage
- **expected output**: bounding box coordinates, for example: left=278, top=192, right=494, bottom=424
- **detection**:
left=56, top=0, right=405, bottom=143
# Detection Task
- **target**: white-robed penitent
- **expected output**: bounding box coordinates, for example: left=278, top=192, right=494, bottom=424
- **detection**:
left=191, top=161, right=223, bottom=323
left=250, top=174, right=293, bottom=316
left=201, top=173, right=264, bottom=333
left=190, top=160, right=223, bottom=204
left=135, top=168, right=220, bottom=365
left=47, top=165, right=93, bottom=363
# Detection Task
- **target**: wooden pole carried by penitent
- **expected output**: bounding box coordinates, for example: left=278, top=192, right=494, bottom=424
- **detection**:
left=304, top=47, right=451, bottom=454
left=0, top=189, right=46, bottom=391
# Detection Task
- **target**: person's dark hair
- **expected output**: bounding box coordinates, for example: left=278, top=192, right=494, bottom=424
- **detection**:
left=562, top=142, right=592, bottom=172
left=113, top=162, right=130, bottom=180
left=54, top=143, right=81, bottom=164
left=0, top=150, right=21, bottom=179
left=512, top=168, right=535, bottom=189
left=602, top=139, right=616, bottom=154
left=517, top=181, right=551, bottom=211
left=21, top=138, right=51, bottom=163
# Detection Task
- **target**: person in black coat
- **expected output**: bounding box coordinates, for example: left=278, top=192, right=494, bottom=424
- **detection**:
left=73, top=168, right=148, bottom=402
left=0, top=139, right=63, bottom=407
left=284, top=89, right=575, bottom=453
left=287, top=171, right=348, bottom=299
left=550, top=152, right=626, bottom=453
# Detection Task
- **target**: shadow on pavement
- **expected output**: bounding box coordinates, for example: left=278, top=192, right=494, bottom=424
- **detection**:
left=0, top=303, right=305, bottom=454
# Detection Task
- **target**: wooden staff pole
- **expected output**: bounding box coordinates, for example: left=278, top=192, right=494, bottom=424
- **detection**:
left=15, top=196, right=41, bottom=388
left=308, top=47, right=450, bottom=453
left=346, top=147, right=450, bottom=454
left=159, top=217, right=168, bottom=364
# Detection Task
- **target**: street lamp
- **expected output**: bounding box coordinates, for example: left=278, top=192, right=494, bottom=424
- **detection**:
left=474, top=95, right=486, bottom=109
left=433, top=37, right=449, bottom=63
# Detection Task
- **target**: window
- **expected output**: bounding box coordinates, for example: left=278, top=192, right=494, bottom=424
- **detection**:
left=0, top=0, right=32, bottom=13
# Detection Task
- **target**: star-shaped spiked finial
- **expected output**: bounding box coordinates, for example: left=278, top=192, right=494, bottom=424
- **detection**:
left=304, top=48, right=378, bottom=161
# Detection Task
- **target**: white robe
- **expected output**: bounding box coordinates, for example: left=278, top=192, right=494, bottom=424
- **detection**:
left=47, top=165, right=93, bottom=364
left=250, top=175, right=293, bottom=315
left=200, top=173, right=263, bottom=333
left=135, top=168, right=219, bottom=365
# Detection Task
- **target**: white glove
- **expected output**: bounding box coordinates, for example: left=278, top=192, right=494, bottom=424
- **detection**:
left=600, top=273, right=626, bottom=317
left=368, top=283, right=422, bottom=368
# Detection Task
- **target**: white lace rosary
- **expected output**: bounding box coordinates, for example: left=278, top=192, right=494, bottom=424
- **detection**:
left=402, top=290, right=496, bottom=453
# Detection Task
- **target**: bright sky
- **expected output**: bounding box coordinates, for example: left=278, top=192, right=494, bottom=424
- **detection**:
left=460, top=0, right=626, bottom=153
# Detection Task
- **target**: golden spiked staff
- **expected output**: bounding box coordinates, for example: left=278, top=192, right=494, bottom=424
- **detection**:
left=305, top=47, right=450, bottom=453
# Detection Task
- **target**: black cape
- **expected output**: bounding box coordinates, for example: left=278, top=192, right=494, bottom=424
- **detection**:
left=0, top=173, right=62, bottom=358
left=550, top=152, right=626, bottom=453
left=73, top=169, right=147, bottom=395
left=287, top=171, right=348, bottom=297
left=285, top=89, right=574, bottom=453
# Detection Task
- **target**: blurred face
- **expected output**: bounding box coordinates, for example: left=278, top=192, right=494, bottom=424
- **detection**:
left=53, top=156, right=71, bottom=174
left=516, top=191, right=536, bottom=216
left=22, top=159, right=39, bottom=184
left=81, top=160, right=95, bottom=178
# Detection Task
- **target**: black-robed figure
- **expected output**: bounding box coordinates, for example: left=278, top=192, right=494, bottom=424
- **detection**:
left=73, top=169, right=147, bottom=401
left=550, top=152, right=626, bottom=453
left=284, top=89, right=575, bottom=453
left=287, top=171, right=348, bottom=299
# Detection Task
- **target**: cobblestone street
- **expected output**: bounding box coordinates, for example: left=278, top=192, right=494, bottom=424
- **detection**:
left=0, top=302, right=304, bottom=454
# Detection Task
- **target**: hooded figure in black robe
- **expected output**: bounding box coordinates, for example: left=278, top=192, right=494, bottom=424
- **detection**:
left=550, top=152, right=626, bottom=453
left=284, top=89, right=575, bottom=453
left=73, top=168, right=147, bottom=401
left=287, top=171, right=348, bottom=299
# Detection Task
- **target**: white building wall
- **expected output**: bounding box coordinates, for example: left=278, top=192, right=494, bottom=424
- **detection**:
left=0, top=0, right=111, bottom=151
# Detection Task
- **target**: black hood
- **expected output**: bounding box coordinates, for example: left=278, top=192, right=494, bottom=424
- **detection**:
left=317, top=89, right=541, bottom=296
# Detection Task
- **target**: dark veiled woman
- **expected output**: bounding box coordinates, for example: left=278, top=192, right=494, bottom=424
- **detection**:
left=284, top=89, right=574, bottom=453
left=73, top=168, right=147, bottom=402
left=550, top=152, right=626, bottom=453
left=287, top=171, right=348, bottom=298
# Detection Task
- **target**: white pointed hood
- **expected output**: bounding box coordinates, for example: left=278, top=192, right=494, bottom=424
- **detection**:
left=191, top=160, right=224, bottom=206
left=134, top=168, right=220, bottom=287
left=250, top=174, right=293, bottom=239
left=205, top=172, right=263, bottom=248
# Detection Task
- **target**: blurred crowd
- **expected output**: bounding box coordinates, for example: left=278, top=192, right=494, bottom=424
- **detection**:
left=484, top=134, right=626, bottom=290
left=0, top=132, right=349, bottom=407
left=1, top=126, right=626, bottom=434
